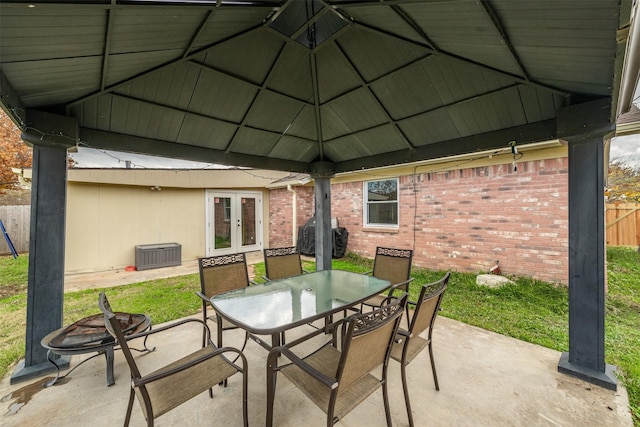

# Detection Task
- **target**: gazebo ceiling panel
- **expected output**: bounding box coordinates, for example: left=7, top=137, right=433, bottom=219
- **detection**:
left=517, top=87, right=565, bottom=124
left=267, top=43, right=314, bottom=102
left=278, top=104, right=318, bottom=142
left=315, top=43, right=363, bottom=103
left=0, top=8, right=106, bottom=63
left=267, top=135, right=319, bottom=163
left=199, top=30, right=284, bottom=86
left=103, top=50, right=185, bottom=89
left=324, top=124, right=407, bottom=162
left=400, top=108, right=464, bottom=147
left=192, top=8, right=280, bottom=51
left=187, top=66, right=258, bottom=123
left=116, top=65, right=202, bottom=112
left=108, top=95, right=185, bottom=142
left=177, top=114, right=238, bottom=149
left=245, top=90, right=311, bottom=135
left=0, top=0, right=631, bottom=174
left=399, top=2, right=522, bottom=74
left=371, top=56, right=518, bottom=120
left=71, top=96, right=112, bottom=131
left=231, top=127, right=282, bottom=157
left=336, top=5, right=423, bottom=45
left=336, top=26, right=429, bottom=83
left=109, top=9, right=206, bottom=54
left=321, top=87, right=390, bottom=140
left=2, top=57, right=101, bottom=108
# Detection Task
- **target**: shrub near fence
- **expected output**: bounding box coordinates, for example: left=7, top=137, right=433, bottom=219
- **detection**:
left=606, top=203, right=640, bottom=247
left=0, top=205, right=30, bottom=255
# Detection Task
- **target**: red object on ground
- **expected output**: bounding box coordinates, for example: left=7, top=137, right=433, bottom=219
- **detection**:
left=489, top=260, right=501, bottom=275
left=125, top=266, right=136, bottom=272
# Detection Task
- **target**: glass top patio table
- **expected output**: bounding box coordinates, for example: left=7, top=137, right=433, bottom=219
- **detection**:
left=209, top=270, right=390, bottom=344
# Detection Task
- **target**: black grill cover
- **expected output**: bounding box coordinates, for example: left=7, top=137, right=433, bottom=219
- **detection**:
left=297, top=216, right=348, bottom=258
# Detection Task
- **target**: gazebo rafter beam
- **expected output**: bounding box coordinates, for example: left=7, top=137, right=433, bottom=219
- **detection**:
left=188, top=59, right=313, bottom=106
left=354, top=21, right=569, bottom=97
left=333, top=40, right=416, bottom=150
left=183, top=9, right=214, bottom=58
left=224, top=39, right=288, bottom=153
left=478, top=0, right=530, bottom=81
left=389, top=4, right=439, bottom=52
left=321, top=53, right=433, bottom=105
left=109, top=92, right=317, bottom=145
left=66, top=24, right=264, bottom=110
left=99, top=8, right=115, bottom=91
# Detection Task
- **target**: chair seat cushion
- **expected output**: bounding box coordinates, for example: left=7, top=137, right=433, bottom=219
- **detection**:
left=281, top=345, right=382, bottom=421
left=361, top=294, right=387, bottom=308
left=136, top=345, right=239, bottom=419
left=390, top=335, right=429, bottom=366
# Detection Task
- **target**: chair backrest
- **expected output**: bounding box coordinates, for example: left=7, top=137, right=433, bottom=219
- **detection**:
left=409, top=272, right=451, bottom=338
left=198, top=253, right=250, bottom=298
left=264, top=246, right=303, bottom=280
left=98, top=292, right=143, bottom=381
left=372, top=247, right=413, bottom=286
left=337, top=293, right=408, bottom=390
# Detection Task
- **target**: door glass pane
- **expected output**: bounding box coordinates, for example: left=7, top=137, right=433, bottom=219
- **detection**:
left=241, top=197, right=256, bottom=246
left=214, top=197, right=232, bottom=249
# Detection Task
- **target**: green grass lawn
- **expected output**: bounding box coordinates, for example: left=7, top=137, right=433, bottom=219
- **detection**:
left=1, top=248, right=638, bottom=425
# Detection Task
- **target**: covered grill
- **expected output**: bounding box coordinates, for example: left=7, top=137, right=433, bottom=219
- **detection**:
left=297, top=216, right=348, bottom=258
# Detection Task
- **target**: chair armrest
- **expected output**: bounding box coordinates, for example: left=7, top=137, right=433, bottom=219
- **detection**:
left=396, top=328, right=411, bottom=338
left=135, top=345, right=246, bottom=386
left=361, top=270, right=373, bottom=276
left=249, top=279, right=259, bottom=286
left=387, top=277, right=414, bottom=293
left=196, top=291, right=209, bottom=303
left=268, top=346, right=338, bottom=389
left=125, top=318, right=211, bottom=343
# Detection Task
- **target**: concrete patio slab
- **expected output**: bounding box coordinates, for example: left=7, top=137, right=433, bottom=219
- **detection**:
left=2, top=253, right=632, bottom=426
left=1, top=314, right=631, bottom=426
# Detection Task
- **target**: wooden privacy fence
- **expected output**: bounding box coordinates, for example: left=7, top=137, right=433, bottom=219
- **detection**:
left=606, top=203, right=640, bottom=247
left=0, top=205, right=30, bottom=255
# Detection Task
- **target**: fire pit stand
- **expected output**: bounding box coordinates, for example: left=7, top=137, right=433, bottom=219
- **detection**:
left=40, top=312, right=153, bottom=387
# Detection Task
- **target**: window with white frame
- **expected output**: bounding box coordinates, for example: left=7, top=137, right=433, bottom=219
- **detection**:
left=364, top=178, right=399, bottom=227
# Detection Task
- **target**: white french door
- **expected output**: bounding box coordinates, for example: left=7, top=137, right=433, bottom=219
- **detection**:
left=206, top=191, right=262, bottom=256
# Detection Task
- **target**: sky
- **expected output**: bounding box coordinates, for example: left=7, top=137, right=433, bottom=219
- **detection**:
left=69, top=146, right=224, bottom=169
left=610, top=133, right=640, bottom=168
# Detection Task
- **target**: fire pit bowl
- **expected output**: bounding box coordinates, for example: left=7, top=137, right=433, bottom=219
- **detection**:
left=41, top=312, right=152, bottom=387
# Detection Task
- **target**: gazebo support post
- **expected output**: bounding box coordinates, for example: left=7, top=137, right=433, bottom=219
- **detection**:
left=11, top=111, right=76, bottom=384
left=311, top=163, right=334, bottom=271
left=557, top=99, right=617, bottom=390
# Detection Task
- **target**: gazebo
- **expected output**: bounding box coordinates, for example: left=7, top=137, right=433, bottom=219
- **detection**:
left=1, top=0, right=638, bottom=390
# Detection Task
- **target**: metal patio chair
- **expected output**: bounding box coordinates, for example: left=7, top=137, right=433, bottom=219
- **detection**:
left=263, top=246, right=307, bottom=281
left=361, top=247, right=414, bottom=312
left=266, top=293, right=408, bottom=427
left=98, top=292, right=248, bottom=427
left=390, top=271, right=450, bottom=427
left=196, top=253, right=255, bottom=348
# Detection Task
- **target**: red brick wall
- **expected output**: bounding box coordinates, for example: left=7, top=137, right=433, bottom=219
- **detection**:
left=269, top=158, right=569, bottom=284
left=269, top=186, right=314, bottom=248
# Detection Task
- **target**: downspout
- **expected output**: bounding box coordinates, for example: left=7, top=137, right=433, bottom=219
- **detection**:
left=287, top=184, right=297, bottom=246
left=617, top=1, right=640, bottom=115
